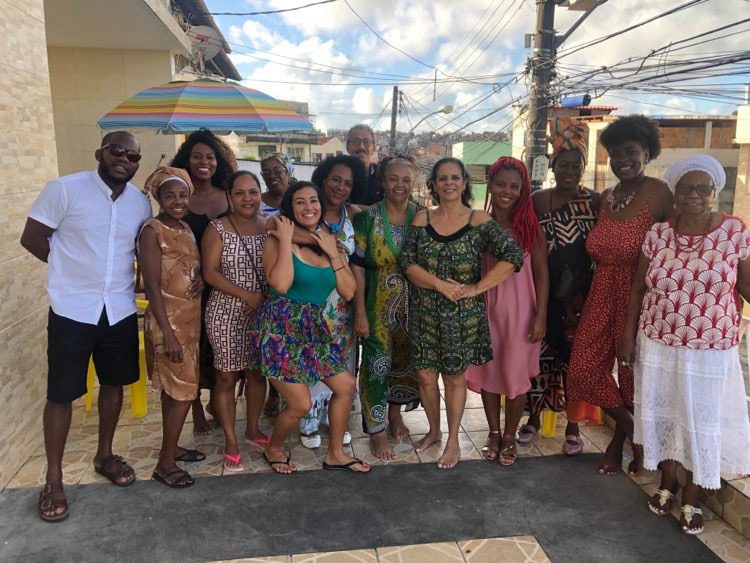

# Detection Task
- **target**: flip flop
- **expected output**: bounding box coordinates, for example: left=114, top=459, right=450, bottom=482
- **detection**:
left=322, top=457, right=371, bottom=473
left=223, top=452, right=245, bottom=473
left=263, top=453, right=296, bottom=474
left=244, top=435, right=271, bottom=448
left=152, top=469, right=194, bottom=489
left=174, top=449, right=206, bottom=462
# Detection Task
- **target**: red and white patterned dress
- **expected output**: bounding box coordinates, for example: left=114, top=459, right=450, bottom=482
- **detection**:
left=634, top=214, right=750, bottom=489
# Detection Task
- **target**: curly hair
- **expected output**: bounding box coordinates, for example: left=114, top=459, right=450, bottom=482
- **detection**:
left=428, top=157, right=473, bottom=207
left=279, top=181, right=326, bottom=228
left=599, top=115, right=662, bottom=160
left=310, top=155, right=367, bottom=198
left=377, top=155, right=417, bottom=189
left=170, top=128, right=238, bottom=190
left=486, top=156, right=539, bottom=253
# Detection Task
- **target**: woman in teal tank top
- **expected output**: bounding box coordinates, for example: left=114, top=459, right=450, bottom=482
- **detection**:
left=254, top=182, right=372, bottom=475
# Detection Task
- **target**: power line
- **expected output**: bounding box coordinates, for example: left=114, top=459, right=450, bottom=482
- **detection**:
left=208, top=0, right=337, bottom=16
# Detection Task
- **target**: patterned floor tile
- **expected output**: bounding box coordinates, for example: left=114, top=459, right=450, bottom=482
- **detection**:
left=465, top=431, right=542, bottom=459
left=460, top=536, right=551, bottom=562
left=377, top=542, right=464, bottom=562
left=290, top=549, right=377, bottom=562
left=699, top=519, right=750, bottom=562
left=6, top=451, right=90, bottom=489
left=209, top=557, right=290, bottom=562
left=400, top=409, right=449, bottom=435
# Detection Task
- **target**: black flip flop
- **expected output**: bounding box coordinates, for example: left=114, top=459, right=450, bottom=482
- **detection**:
left=263, top=453, right=296, bottom=474
left=152, top=469, right=194, bottom=489
left=322, top=457, right=371, bottom=474
left=174, top=449, right=206, bottom=462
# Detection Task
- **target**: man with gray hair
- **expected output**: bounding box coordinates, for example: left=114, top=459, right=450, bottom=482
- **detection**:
left=346, top=124, right=383, bottom=205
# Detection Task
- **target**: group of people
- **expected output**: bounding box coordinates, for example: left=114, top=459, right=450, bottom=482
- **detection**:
left=23, top=118, right=750, bottom=537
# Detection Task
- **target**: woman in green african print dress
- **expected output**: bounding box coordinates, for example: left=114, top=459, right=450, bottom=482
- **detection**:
left=400, top=157, right=523, bottom=470
left=352, top=158, right=421, bottom=460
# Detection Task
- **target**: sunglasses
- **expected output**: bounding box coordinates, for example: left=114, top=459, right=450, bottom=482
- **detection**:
left=675, top=184, right=714, bottom=197
left=101, top=143, right=142, bottom=163
left=261, top=166, right=286, bottom=176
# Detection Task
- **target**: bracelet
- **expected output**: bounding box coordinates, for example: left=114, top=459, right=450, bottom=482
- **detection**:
left=333, top=266, right=344, bottom=272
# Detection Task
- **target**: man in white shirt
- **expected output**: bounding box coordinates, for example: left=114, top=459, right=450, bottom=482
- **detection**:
left=21, top=131, right=152, bottom=522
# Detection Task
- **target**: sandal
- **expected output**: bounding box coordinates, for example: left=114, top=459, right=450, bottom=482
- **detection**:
left=517, top=424, right=537, bottom=444
left=322, top=457, right=371, bottom=473
left=38, top=484, right=69, bottom=523
left=481, top=431, right=501, bottom=461
left=152, top=469, right=194, bottom=489
left=680, top=504, right=704, bottom=535
left=648, top=488, right=676, bottom=516
left=174, top=448, right=206, bottom=462
left=223, top=452, right=245, bottom=473
left=94, top=454, right=136, bottom=487
left=562, top=435, right=584, bottom=456
left=499, top=436, right=518, bottom=466
left=263, top=453, right=296, bottom=474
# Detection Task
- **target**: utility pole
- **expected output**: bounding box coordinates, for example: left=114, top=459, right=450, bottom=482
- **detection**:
left=526, top=0, right=557, bottom=189
left=525, top=0, right=608, bottom=189
left=389, top=86, right=399, bottom=155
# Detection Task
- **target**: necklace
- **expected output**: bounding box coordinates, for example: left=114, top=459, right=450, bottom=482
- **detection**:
left=674, top=213, right=713, bottom=254
left=607, top=180, right=644, bottom=214
left=323, top=205, right=345, bottom=235
left=380, top=201, right=416, bottom=258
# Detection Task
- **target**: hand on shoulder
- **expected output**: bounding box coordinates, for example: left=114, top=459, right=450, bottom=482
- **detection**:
left=412, top=209, right=429, bottom=227
left=470, top=209, right=493, bottom=226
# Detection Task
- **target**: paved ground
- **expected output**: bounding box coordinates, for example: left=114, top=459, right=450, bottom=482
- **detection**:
left=0, top=455, right=719, bottom=562
left=3, top=388, right=750, bottom=561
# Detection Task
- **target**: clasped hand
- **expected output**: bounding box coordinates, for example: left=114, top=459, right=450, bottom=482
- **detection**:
left=438, top=279, right=477, bottom=302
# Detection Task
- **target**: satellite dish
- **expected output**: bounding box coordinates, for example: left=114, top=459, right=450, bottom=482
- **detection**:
left=186, top=25, right=223, bottom=62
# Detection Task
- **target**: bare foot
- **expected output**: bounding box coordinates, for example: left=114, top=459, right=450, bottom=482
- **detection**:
left=324, top=451, right=371, bottom=473
left=192, top=403, right=212, bottom=435
left=414, top=431, right=442, bottom=453
left=388, top=409, right=411, bottom=440
left=598, top=441, right=623, bottom=476
left=627, top=444, right=643, bottom=475
left=437, top=441, right=460, bottom=469
left=370, top=432, right=396, bottom=460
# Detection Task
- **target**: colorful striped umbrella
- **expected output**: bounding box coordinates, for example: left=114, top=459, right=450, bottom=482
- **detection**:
left=97, top=78, right=312, bottom=133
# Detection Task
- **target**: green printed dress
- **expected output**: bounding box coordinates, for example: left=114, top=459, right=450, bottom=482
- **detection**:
left=399, top=212, right=524, bottom=375
left=352, top=202, right=421, bottom=435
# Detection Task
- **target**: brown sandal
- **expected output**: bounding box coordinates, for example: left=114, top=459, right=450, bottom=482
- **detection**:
left=481, top=431, right=501, bottom=461
left=38, top=484, right=69, bottom=523
left=94, top=454, right=136, bottom=487
left=499, top=435, right=518, bottom=466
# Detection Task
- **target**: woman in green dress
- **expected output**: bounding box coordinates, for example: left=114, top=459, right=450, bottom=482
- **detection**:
left=400, top=157, right=524, bottom=469
left=352, top=157, right=421, bottom=460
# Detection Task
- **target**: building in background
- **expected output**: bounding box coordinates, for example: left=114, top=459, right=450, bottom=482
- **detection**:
left=0, top=0, right=240, bottom=488
left=452, top=140, right=513, bottom=206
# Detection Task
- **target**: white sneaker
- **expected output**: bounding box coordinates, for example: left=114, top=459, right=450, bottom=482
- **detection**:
left=301, top=433, right=321, bottom=449
left=343, top=431, right=352, bottom=446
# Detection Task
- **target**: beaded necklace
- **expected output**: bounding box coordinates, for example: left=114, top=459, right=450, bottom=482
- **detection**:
left=607, top=179, right=645, bottom=214
left=674, top=213, right=714, bottom=254
left=323, top=205, right=346, bottom=235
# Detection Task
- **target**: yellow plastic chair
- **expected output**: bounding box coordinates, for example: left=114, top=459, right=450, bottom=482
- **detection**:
left=84, top=299, right=149, bottom=418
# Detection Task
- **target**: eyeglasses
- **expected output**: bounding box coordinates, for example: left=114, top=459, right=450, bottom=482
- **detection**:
left=101, top=143, right=141, bottom=163
left=348, top=138, right=372, bottom=148
left=261, top=166, right=286, bottom=176
left=675, top=184, right=714, bottom=197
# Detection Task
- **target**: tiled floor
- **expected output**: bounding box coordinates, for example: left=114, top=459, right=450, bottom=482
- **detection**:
left=7, top=386, right=750, bottom=561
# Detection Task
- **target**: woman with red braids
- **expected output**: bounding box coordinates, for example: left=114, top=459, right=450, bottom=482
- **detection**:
left=466, top=157, right=549, bottom=465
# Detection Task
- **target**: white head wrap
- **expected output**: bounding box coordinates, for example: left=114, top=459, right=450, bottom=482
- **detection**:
left=663, top=155, right=726, bottom=194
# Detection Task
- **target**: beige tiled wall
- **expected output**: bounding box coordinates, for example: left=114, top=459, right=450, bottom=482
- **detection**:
left=47, top=46, right=180, bottom=187
left=0, top=0, right=59, bottom=488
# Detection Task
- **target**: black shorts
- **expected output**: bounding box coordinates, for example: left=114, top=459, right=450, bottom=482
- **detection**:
left=47, top=308, right=139, bottom=403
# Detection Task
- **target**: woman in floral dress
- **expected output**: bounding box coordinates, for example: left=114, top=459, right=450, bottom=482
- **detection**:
left=353, top=157, right=421, bottom=460
left=400, top=157, right=523, bottom=469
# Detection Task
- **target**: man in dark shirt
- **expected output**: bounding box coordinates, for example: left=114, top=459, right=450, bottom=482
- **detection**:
left=346, top=124, right=382, bottom=205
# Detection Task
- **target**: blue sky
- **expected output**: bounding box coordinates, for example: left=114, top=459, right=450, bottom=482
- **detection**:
left=204, top=0, right=749, bottom=134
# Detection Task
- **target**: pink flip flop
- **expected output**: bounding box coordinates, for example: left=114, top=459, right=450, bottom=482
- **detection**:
left=244, top=435, right=271, bottom=448
left=223, top=452, right=245, bottom=472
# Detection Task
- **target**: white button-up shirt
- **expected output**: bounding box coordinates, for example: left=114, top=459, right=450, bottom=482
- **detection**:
left=29, top=170, right=152, bottom=325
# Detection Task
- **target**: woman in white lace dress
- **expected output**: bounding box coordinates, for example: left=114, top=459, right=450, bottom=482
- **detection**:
left=619, top=155, right=750, bottom=536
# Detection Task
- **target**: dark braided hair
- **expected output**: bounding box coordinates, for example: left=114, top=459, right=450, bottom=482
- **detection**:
left=486, top=156, right=539, bottom=253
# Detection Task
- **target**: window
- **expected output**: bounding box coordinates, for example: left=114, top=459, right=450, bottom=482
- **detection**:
left=288, top=147, right=304, bottom=160
left=258, top=145, right=277, bottom=158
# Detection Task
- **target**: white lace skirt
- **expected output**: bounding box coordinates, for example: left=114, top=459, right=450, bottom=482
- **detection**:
left=634, top=331, right=750, bottom=489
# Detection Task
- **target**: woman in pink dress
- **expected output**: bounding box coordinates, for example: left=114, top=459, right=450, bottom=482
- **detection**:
left=466, top=157, right=549, bottom=466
